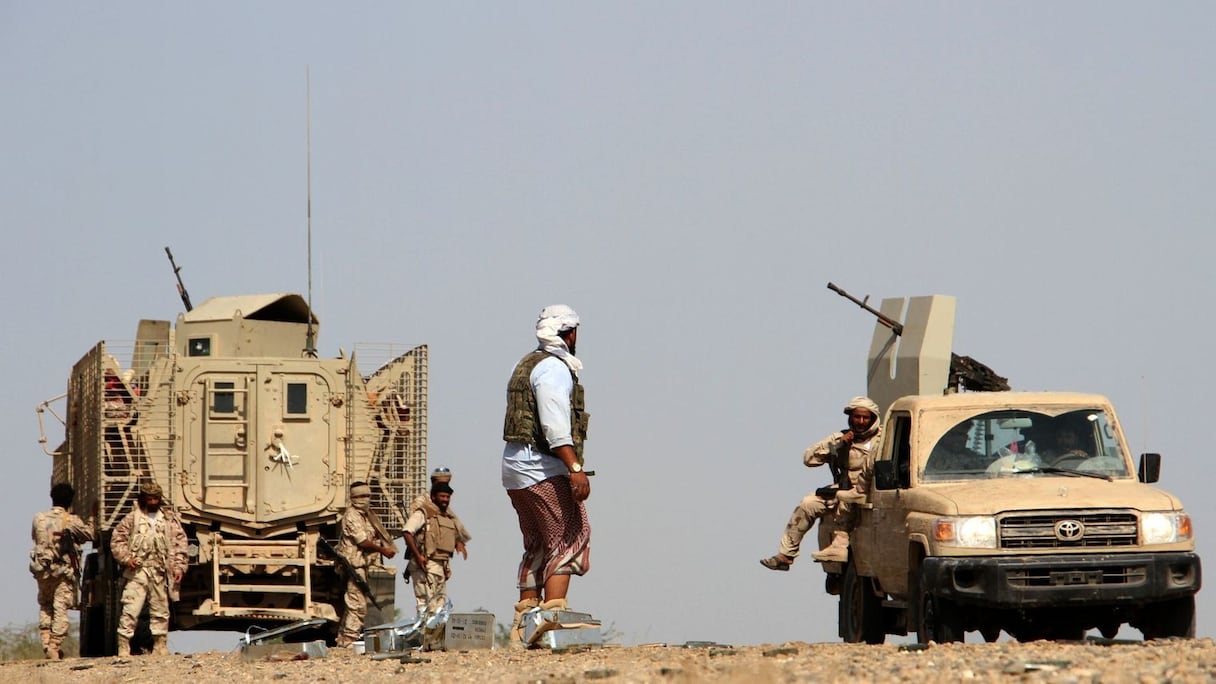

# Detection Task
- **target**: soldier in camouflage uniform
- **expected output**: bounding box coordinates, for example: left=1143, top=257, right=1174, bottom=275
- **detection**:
left=406, top=466, right=471, bottom=547
left=402, top=481, right=468, bottom=617
left=29, top=482, right=95, bottom=660
left=335, top=481, right=396, bottom=647
left=761, top=396, right=881, bottom=570
left=111, top=481, right=188, bottom=656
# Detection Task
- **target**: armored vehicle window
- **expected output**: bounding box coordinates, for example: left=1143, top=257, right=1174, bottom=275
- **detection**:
left=188, top=337, right=211, bottom=357
left=213, top=381, right=236, bottom=414
left=286, top=383, right=308, bottom=415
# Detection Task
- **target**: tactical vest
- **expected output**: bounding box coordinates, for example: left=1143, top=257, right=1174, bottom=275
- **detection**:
left=502, top=350, right=589, bottom=462
left=423, top=513, right=459, bottom=561
left=128, top=509, right=171, bottom=573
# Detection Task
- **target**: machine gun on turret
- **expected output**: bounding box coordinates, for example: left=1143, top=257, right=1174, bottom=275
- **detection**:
left=827, top=282, right=1010, bottom=393
left=164, top=246, right=193, bottom=313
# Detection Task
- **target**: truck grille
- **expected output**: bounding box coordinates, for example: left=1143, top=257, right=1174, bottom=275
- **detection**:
left=1006, top=565, right=1148, bottom=588
left=999, top=511, right=1138, bottom=549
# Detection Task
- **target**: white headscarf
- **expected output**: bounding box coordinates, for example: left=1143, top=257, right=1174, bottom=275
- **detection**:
left=535, top=304, right=582, bottom=373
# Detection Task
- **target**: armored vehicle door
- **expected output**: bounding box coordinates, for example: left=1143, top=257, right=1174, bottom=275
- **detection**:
left=178, top=360, right=342, bottom=525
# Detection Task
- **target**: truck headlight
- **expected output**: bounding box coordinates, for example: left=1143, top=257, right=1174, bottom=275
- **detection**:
left=1142, top=512, right=1192, bottom=544
left=933, top=516, right=997, bottom=548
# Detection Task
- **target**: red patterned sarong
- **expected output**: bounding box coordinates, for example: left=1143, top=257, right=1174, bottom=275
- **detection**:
left=507, top=475, right=591, bottom=591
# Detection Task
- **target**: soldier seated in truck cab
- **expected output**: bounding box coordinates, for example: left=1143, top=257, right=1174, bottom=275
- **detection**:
left=1041, top=417, right=1092, bottom=466
left=923, top=422, right=988, bottom=477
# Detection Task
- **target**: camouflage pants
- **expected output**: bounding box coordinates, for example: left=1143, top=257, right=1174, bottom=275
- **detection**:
left=778, top=493, right=857, bottom=559
left=409, top=559, right=449, bottom=617
left=338, top=568, right=368, bottom=645
left=36, top=575, right=76, bottom=653
left=118, top=568, right=169, bottom=638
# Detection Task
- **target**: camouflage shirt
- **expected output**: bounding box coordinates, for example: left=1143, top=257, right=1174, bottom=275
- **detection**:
left=337, top=507, right=385, bottom=570
left=111, top=507, right=188, bottom=579
left=803, top=425, right=882, bottom=493
left=29, top=507, right=93, bottom=580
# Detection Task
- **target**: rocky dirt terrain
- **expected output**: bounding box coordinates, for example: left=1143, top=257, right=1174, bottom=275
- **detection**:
left=5, top=638, right=1216, bottom=683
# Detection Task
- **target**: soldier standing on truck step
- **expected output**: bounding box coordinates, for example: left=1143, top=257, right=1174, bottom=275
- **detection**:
left=760, top=396, right=881, bottom=570
left=335, top=482, right=396, bottom=647
left=402, top=481, right=468, bottom=617
left=29, top=482, right=95, bottom=660
left=111, top=481, right=188, bottom=656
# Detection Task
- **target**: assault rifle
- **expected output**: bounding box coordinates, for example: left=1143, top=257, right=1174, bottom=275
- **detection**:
left=57, top=529, right=81, bottom=575
left=826, top=282, right=1010, bottom=393
left=317, top=536, right=383, bottom=610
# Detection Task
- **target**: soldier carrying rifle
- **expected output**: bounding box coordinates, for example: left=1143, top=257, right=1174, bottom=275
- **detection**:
left=334, top=481, right=397, bottom=648
left=29, top=482, right=95, bottom=660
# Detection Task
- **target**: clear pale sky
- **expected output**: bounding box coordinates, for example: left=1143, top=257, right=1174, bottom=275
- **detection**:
left=2, top=3, right=1212, bottom=651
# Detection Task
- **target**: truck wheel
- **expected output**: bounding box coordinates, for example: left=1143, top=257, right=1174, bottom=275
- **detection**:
left=841, top=563, right=885, bottom=644
left=1140, top=596, right=1195, bottom=639
left=915, top=568, right=963, bottom=644
left=918, top=594, right=963, bottom=643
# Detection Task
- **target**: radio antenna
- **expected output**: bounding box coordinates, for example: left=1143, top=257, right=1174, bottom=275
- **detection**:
left=304, top=66, right=318, bottom=358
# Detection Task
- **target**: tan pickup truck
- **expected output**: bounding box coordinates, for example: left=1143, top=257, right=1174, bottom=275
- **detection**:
left=821, top=293, right=1201, bottom=643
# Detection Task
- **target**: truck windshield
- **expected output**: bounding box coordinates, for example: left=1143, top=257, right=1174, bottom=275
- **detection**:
left=921, top=409, right=1131, bottom=482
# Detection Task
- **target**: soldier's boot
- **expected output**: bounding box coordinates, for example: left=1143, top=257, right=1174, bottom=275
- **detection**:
left=510, top=598, right=540, bottom=648
left=116, top=635, right=131, bottom=657
left=539, top=598, right=568, bottom=612
left=152, top=635, right=169, bottom=656
left=811, top=531, right=850, bottom=563
left=44, top=641, right=62, bottom=660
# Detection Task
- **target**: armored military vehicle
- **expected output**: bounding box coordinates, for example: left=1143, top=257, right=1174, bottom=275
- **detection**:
left=819, top=288, right=1200, bottom=643
left=38, top=291, right=427, bottom=655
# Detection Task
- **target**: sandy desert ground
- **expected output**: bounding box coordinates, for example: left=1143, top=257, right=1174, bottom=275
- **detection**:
left=5, top=637, right=1216, bottom=684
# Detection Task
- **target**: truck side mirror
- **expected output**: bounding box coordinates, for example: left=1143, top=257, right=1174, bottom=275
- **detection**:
left=874, top=460, right=899, bottom=490
left=1137, top=453, right=1161, bottom=483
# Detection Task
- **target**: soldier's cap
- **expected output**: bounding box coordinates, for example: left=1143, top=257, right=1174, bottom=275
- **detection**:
left=430, top=466, right=452, bottom=483
left=843, top=396, right=881, bottom=420
left=140, top=482, right=164, bottom=498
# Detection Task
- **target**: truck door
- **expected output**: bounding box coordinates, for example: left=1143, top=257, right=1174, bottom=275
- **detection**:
left=869, top=412, right=912, bottom=596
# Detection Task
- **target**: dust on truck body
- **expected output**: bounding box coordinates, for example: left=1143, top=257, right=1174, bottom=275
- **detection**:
left=825, top=293, right=1201, bottom=644
left=48, top=293, right=427, bottom=655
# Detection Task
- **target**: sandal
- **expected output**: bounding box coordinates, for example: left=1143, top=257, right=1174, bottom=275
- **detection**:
left=759, top=555, right=792, bottom=571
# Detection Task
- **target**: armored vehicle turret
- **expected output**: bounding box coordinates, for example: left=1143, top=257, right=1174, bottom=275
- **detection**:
left=39, top=293, right=427, bottom=655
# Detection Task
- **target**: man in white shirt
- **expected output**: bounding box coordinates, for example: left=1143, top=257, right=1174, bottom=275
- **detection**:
left=501, top=305, right=592, bottom=646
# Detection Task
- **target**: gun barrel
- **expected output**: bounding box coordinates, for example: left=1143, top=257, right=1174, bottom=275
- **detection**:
left=164, top=246, right=194, bottom=312
left=826, top=282, right=904, bottom=336
left=317, top=536, right=383, bottom=609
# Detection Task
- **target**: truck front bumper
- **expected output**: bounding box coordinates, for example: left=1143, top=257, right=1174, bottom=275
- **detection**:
left=921, top=552, right=1201, bottom=608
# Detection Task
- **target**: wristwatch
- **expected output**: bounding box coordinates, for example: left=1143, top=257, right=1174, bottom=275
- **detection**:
left=568, top=462, right=583, bottom=474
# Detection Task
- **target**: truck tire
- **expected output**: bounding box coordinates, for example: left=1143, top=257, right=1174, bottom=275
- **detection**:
left=840, top=563, right=885, bottom=644
left=1139, top=596, right=1196, bottom=639
left=915, top=568, right=963, bottom=644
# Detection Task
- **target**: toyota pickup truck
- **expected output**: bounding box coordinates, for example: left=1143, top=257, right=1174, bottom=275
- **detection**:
left=820, top=292, right=1201, bottom=643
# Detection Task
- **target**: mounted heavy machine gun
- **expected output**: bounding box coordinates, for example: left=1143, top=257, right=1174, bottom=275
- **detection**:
left=827, top=282, right=1009, bottom=394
